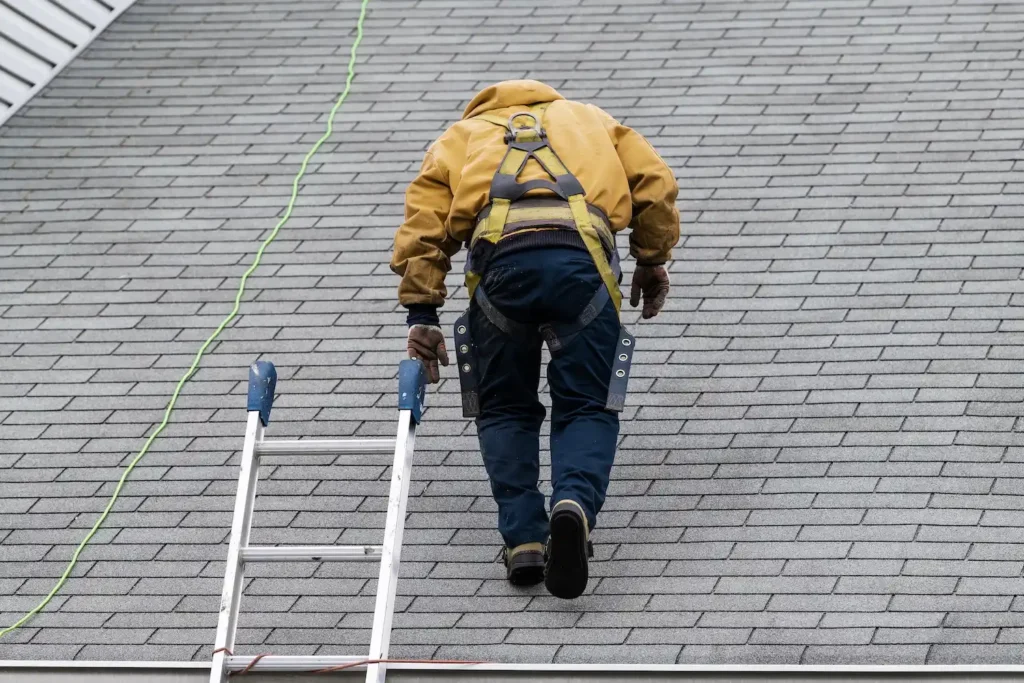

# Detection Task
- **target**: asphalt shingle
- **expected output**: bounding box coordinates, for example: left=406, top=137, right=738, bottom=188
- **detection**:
left=2, top=0, right=1023, bottom=668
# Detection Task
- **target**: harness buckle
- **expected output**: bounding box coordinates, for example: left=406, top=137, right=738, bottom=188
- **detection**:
left=538, top=324, right=562, bottom=353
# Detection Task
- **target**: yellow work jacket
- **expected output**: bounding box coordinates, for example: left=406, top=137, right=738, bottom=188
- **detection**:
left=390, top=79, right=680, bottom=307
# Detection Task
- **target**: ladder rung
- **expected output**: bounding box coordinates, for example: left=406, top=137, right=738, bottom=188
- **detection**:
left=255, top=438, right=396, bottom=456
left=225, top=655, right=366, bottom=672
left=239, top=545, right=383, bottom=562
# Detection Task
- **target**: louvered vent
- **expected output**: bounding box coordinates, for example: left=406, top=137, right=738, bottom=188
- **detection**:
left=0, top=0, right=136, bottom=126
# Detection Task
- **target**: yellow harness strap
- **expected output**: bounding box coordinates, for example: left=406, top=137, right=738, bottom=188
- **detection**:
left=569, top=195, right=621, bottom=312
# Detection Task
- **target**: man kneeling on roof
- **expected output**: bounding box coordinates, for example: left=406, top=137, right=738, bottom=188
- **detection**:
left=391, top=80, right=679, bottom=599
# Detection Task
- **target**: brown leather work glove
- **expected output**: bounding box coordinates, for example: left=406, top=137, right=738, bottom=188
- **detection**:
left=629, top=265, right=670, bottom=319
left=407, top=324, right=449, bottom=384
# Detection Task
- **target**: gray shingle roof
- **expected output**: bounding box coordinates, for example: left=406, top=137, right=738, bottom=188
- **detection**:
left=3, top=0, right=1024, bottom=667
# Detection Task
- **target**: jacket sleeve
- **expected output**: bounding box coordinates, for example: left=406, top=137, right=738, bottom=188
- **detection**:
left=596, top=107, right=680, bottom=266
left=390, top=146, right=462, bottom=307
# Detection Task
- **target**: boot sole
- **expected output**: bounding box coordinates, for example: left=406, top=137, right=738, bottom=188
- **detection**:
left=544, top=507, right=589, bottom=599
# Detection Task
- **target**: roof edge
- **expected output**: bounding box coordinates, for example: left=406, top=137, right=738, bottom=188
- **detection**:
left=0, top=0, right=139, bottom=128
left=4, top=661, right=1024, bottom=682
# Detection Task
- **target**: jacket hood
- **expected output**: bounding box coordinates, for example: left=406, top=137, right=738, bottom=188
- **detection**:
left=461, top=80, right=565, bottom=119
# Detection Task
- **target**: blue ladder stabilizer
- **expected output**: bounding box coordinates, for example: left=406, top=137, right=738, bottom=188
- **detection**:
left=398, top=359, right=427, bottom=424
left=247, top=359, right=427, bottom=426
left=247, top=360, right=278, bottom=426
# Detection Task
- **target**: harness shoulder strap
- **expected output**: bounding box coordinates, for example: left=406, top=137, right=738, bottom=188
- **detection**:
left=467, top=101, right=622, bottom=312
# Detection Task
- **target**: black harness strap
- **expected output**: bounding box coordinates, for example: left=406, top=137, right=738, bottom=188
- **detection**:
left=491, top=177, right=569, bottom=202
left=538, top=285, right=610, bottom=353
left=475, top=282, right=611, bottom=356
left=487, top=139, right=587, bottom=204
left=474, top=285, right=534, bottom=340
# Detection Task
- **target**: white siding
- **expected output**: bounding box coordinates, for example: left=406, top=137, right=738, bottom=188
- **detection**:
left=0, top=0, right=136, bottom=126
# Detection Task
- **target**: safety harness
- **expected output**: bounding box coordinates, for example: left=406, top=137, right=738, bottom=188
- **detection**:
left=453, top=103, right=635, bottom=418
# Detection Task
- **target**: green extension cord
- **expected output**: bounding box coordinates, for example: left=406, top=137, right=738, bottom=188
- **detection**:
left=0, top=0, right=372, bottom=640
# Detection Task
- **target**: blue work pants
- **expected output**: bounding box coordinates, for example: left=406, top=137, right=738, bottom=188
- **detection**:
left=470, top=246, right=620, bottom=548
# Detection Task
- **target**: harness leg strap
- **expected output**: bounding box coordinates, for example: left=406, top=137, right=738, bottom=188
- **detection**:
left=454, top=311, right=481, bottom=418
left=455, top=286, right=534, bottom=419
left=605, top=326, right=635, bottom=413
left=474, top=285, right=534, bottom=339
left=462, top=285, right=634, bottom=416
left=539, top=284, right=610, bottom=354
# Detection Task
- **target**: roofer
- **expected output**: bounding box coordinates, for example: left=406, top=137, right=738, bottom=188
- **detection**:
left=390, top=80, right=679, bottom=599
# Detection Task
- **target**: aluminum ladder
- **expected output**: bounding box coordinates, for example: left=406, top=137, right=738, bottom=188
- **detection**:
left=210, top=359, right=428, bottom=683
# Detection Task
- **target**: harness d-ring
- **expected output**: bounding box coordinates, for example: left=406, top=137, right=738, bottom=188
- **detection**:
left=506, top=112, right=543, bottom=142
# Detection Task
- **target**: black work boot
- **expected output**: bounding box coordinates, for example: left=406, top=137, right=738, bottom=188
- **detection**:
left=503, top=542, right=546, bottom=586
left=544, top=499, right=593, bottom=600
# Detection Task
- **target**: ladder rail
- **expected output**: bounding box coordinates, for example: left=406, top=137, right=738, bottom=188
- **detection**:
left=210, top=410, right=263, bottom=683
left=366, top=409, right=416, bottom=683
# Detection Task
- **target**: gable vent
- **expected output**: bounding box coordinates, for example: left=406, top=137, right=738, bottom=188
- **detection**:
left=0, top=0, right=137, bottom=127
